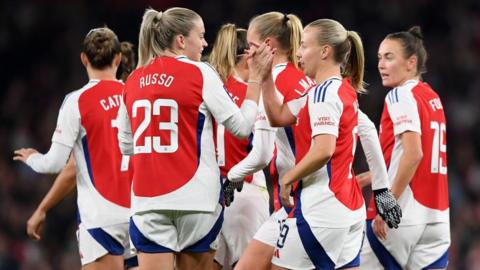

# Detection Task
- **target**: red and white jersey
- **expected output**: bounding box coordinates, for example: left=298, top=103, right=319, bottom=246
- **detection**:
left=291, top=77, right=365, bottom=227
left=256, top=62, right=315, bottom=211
left=367, top=80, right=449, bottom=225
left=52, top=80, right=133, bottom=229
left=123, top=56, right=242, bottom=213
left=215, top=76, right=253, bottom=182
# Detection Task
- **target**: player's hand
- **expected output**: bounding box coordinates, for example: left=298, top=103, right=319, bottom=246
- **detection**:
left=279, top=179, right=294, bottom=208
left=13, top=148, right=39, bottom=163
left=26, top=208, right=46, bottom=241
left=246, top=42, right=276, bottom=81
left=223, top=178, right=244, bottom=207
left=373, top=188, right=402, bottom=228
left=372, top=214, right=387, bottom=240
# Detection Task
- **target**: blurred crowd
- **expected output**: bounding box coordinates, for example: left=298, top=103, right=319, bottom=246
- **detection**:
left=0, top=0, right=479, bottom=269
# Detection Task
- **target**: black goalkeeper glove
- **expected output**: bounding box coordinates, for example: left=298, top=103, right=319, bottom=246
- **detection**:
left=223, top=178, right=244, bottom=207
left=373, top=188, right=402, bottom=229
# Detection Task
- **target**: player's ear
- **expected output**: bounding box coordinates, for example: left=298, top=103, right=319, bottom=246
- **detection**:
left=407, top=54, right=417, bottom=73
left=113, top=53, right=122, bottom=68
left=176, top=34, right=186, bottom=50
left=80, top=52, right=89, bottom=68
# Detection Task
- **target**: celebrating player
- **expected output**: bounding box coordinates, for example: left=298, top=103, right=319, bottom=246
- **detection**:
left=234, top=11, right=316, bottom=270
left=116, top=7, right=274, bottom=270
left=208, top=23, right=270, bottom=269
left=14, top=27, right=136, bottom=270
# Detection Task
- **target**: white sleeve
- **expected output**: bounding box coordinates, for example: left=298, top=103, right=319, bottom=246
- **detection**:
left=116, top=98, right=134, bottom=155
left=221, top=100, right=258, bottom=138
left=254, top=94, right=277, bottom=131
left=201, top=64, right=257, bottom=137
left=286, top=95, right=307, bottom=117
left=358, top=110, right=389, bottom=190
left=309, top=88, right=342, bottom=138
left=25, top=143, right=72, bottom=173
left=227, top=129, right=276, bottom=182
left=386, top=88, right=421, bottom=136
left=51, top=93, right=81, bottom=148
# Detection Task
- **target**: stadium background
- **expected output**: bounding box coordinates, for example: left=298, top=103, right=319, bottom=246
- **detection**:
left=1, top=0, right=479, bottom=269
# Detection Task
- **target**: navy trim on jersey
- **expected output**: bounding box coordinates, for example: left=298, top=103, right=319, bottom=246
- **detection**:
left=284, top=126, right=296, bottom=156
left=366, top=220, right=402, bottom=270
left=87, top=227, right=124, bottom=255
left=326, top=160, right=332, bottom=184
left=129, top=218, right=175, bottom=253
left=314, top=79, right=334, bottom=103
left=294, top=181, right=336, bottom=269
left=196, top=112, right=206, bottom=165
left=387, top=88, right=399, bottom=104
left=125, top=256, right=139, bottom=268
left=338, top=249, right=361, bottom=269
left=423, top=249, right=449, bottom=269
left=247, top=133, right=254, bottom=153
left=183, top=205, right=224, bottom=252
left=81, top=136, right=95, bottom=187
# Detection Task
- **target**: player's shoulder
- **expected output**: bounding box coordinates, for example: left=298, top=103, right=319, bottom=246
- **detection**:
left=385, top=80, right=418, bottom=105
left=309, top=77, right=342, bottom=103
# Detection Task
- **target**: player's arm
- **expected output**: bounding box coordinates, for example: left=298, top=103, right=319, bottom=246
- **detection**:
left=14, top=143, right=71, bottom=173
left=205, top=44, right=274, bottom=138
left=27, top=156, right=76, bottom=240
left=260, top=78, right=297, bottom=127
left=14, top=93, right=78, bottom=173
left=358, top=110, right=402, bottom=228
left=357, top=110, right=388, bottom=190
left=391, top=131, right=423, bottom=199
left=280, top=134, right=335, bottom=207
left=386, top=89, right=423, bottom=199
left=227, top=128, right=276, bottom=182
left=117, top=98, right=134, bottom=155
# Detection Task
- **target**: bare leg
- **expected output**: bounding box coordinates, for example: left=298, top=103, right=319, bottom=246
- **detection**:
left=235, top=240, right=274, bottom=270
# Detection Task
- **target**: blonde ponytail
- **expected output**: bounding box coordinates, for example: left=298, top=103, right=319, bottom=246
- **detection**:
left=137, top=7, right=201, bottom=67
left=209, top=24, right=237, bottom=83
left=345, top=31, right=366, bottom=93
left=286, top=14, right=302, bottom=68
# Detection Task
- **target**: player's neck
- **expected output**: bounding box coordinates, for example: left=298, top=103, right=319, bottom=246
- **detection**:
left=87, top=67, right=117, bottom=81
left=397, top=75, right=420, bottom=87
left=234, top=66, right=248, bottom=82
left=272, top=53, right=289, bottom=67
left=315, top=64, right=341, bottom=85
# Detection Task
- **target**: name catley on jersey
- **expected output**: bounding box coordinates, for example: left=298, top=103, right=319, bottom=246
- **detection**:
left=367, top=80, right=449, bottom=225
left=291, top=78, right=365, bottom=228
left=52, top=80, right=132, bottom=229
left=123, top=56, right=241, bottom=214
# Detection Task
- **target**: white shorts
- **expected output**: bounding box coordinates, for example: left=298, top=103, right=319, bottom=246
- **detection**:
left=360, top=220, right=450, bottom=270
left=214, top=183, right=270, bottom=266
left=253, top=208, right=289, bottom=247
left=272, top=217, right=364, bottom=270
left=130, top=203, right=223, bottom=253
left=77, top=222, right=136, bottom=266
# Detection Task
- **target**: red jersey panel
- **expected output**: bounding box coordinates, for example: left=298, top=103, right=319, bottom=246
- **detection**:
left=124, top=57, right=204, bottom=197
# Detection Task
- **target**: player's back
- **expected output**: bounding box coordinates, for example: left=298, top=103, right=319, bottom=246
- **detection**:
left=67, top=79, right=132, bottom=228
left=124, top=56, right=226, bottom=213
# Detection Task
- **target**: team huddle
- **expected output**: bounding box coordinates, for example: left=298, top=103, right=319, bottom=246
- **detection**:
left=13, top=6, right=450, bottom=270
